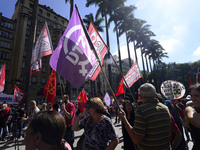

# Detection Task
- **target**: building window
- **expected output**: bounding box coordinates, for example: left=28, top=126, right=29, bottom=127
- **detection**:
left=73, top=89, right=76, bottom=97
left=25, top=40, right=28, bottom=46
left=0, top=41, right=10, bottom=49
left=53, top=24, right=56, bottom=29
left=47, top=13, right=50, bottom=17
left=26, top=30, right=30, bottom=36
left=20, top=75, right=23, bottom=82
left=37, top=26, right=40, bottom=31
left=39, top=9, right=43, bottom=14
left=23, top=50, right=27, bottom=57
left=32, top=76, right=36, bottom=83
left=61, top=20, right=64, bottom=25
left=27, top=20, right=31, bottom=26
left=52, top=32, right=56, bottom=37
left=42, top=66, right=46, bottom=72
left=41, top=77, right=45, bottom=84
left=1, top=22, right=13, bottom=29
left=0, top=31, right=11, bottom=39
left=0, top=51, right=9, bottom=59
left=29, top=3, right=33, bottom=9
left=38, top=16, right=42, bottom=22
left=22, top=61, right=25, bottom=68
left=54, top=17, right=57, bottom=21
left=52, top=41, right=55, bottom=46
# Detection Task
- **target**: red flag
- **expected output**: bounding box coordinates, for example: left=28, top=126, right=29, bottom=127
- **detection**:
left=98, top=92, right=101, bottom=98
left=13, top=85, right=26, bottom=103
left=87, top=21, right=108, bottom=80
left=115, top=78, right=124, bottom=97
left=77, top=89, right=88, bottom=112
left=189, top=76, right=193, bottom=86
left=31, top=22, right=53, bottom=74
left=0, top=64, right=5, bottom=92
left=43, top=70, right=56, bottom=105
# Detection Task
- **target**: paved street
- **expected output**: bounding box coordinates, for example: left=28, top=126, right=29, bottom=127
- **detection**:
left=0, top=117, right=194, bottom=150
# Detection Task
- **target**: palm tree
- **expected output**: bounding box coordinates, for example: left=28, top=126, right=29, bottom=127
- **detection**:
left=117, top=5, right=137, bottom=67
left=83, top=13, right=104, bottom=32
left=65, top=0, right=74, bottom=18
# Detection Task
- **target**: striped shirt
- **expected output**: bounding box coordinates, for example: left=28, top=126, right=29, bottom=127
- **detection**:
left=133, top=98, right=171, bottom=150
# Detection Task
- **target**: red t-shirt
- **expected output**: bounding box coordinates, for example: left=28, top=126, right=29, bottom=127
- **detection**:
left=65, top=102, right=75, bottom=127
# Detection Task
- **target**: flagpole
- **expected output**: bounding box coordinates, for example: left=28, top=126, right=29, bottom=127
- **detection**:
left=107, top=49, right=137, bottom=102
left=75, top=5, right=121, bottom=110
left=58, top=74, right=63, bottom=98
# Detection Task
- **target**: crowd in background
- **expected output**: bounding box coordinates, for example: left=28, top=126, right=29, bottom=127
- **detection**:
left=0, top=83, right=200, bottom=150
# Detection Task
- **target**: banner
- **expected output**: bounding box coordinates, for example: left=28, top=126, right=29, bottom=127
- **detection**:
left=13, top=85, right=26, bottom=103
left=87, top=21, right=108, bottom=80
left=43, top=70, right=56, bottom=105
left=50, top=6, right=96, bottom=89
left=115, top=78, right=124, bottom=97
left=160, top=80, right=186, bottom=100
left=31, top=22, right=53, bottom=73
left=0, top=64, right=5, bottom=92
left=104, top=92, right=111, bottom=106
left=0, top=94, right=17, bottom=105
left=124, top=61, right=142, bottom=87
left=77, top=89, right=88, bottom=112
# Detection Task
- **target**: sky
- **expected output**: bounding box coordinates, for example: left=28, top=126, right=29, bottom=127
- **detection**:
left=1, top=0, right=200, bottom=69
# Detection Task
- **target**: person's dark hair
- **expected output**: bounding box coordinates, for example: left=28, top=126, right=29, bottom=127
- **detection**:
left=63, top=94, right=69, bottom=99
left=53, top=103, right=59, bottom=111
left=123, top=100, right=135, bottom=115
left=189, top=83, right=200, bottom=93
left=29, top=111, right=66, bottom=149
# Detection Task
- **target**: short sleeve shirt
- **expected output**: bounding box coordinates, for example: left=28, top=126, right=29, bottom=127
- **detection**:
left=79, top=116, right=118, bottom=150
left=65, top=102, right=75, bottom=127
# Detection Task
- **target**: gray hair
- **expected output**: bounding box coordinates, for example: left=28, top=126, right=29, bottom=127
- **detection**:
left=139, top=83, right=156, bottom=98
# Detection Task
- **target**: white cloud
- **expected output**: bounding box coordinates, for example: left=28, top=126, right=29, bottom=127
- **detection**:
left=160, top=38, right=180, bottom=53
left=192, top=46, right=200, bottom=56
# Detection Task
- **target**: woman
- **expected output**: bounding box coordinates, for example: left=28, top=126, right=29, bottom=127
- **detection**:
left=24, top=111, right=71, bottom=150
left=72, top=97, right=119, bottom=150
left=122, top=99, right=135, bottom=150
left=185, top=83, right=200, bottom=150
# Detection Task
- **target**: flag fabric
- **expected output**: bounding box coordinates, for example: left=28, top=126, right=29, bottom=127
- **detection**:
left=107, top=54, right=114, bottom=65
left=196, top=68, right=200, bottom=83
left=98, top=92, right=101, bottom=98
left=50, top=6, right=96, bottom=89
left=43, top=70, right=56, bottom=105
left=0, top=64, right=5, bottom=92
left=77, top=89, right=88, bottom=112
left=104, top=92, right=111, bottom=106
left=13, top=85, right=26, bottom=103
left=87, top=21, right=108, bottom=81
left=31, top=22, right=53, bottom=74
left=189, top=76, right=193, bottom=86
left=124, top=61, right=142, bottom=88
left=115, top=78, right=125, bottom=97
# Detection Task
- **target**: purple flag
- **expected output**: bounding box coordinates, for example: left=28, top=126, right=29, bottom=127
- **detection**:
left=50, top=6, right=96, bottom=89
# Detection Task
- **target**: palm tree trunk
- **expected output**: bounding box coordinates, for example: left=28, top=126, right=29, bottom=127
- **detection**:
left=126, top=31, right=131, bottom=67
left=105, top=14, right=112, bottom=88
left=133, top=41, right=138, bottom=64
left=115, top=20, right=122, bottom=72
left=145, top=54, right=149, bottom=82
left=70, top=0, right=74, bottom=18
left=141, top=47, right=146, bottom=82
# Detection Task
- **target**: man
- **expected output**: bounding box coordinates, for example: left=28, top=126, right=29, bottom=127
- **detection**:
left=0, top=101, right=11, bottom=141
left=60, top=94, right=75, bottom=149
left=21, top=100, right=40, bottom=123
left=118, top=83, right=171, bottom=150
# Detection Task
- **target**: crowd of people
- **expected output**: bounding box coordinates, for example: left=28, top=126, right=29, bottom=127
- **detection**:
left=0, top=83, right=200, bottom=150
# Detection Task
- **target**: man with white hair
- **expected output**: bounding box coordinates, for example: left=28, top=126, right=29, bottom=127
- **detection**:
left=118, top=83, right=171, bottom=149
